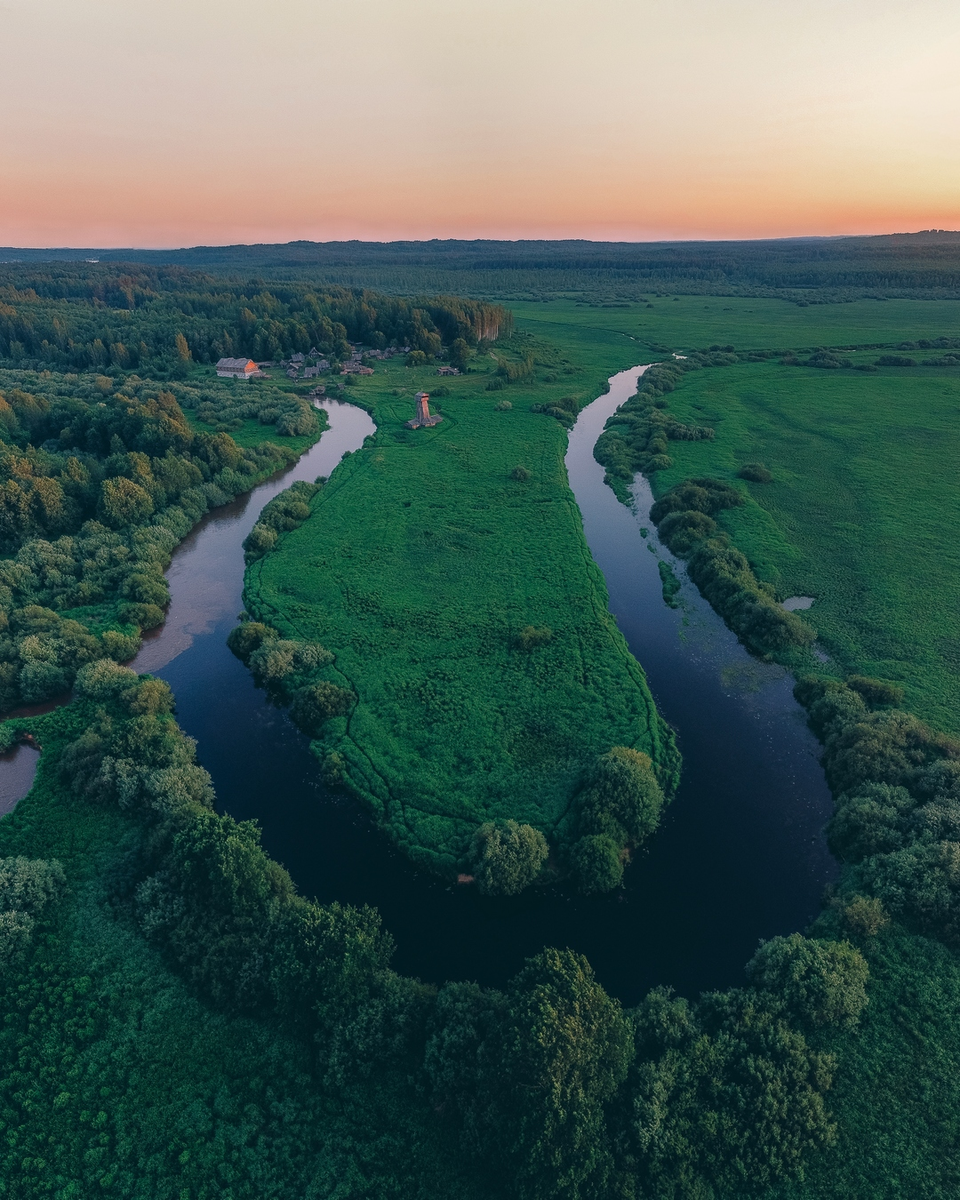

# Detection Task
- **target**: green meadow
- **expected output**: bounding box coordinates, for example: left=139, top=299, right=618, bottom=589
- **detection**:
left=243, top=345, right=677, bottom=878
left=512, top=294, right=960, bottom=354
left=640, top=357, right=960, bottom=734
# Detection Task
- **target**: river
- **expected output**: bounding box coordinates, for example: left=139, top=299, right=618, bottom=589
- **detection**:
left=2, top=383, right=836, bottom=1002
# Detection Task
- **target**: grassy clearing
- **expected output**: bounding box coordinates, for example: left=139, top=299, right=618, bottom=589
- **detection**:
left=243, top=342, right=677, bottom=878
left=643, top=359, right=960, bottom=734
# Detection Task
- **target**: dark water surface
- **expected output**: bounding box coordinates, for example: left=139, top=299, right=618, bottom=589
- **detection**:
left=6, top=386, right=837, bottom=1002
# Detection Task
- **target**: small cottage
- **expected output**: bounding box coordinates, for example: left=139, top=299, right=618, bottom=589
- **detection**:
left=216, top=357, right=261, bottom=379
left=437, top=365, right=460, bottom=376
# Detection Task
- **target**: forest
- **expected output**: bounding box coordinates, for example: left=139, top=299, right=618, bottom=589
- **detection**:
left=1, top=258, right=960, bottom=1196
left=6, top=230, right=960, bottom=301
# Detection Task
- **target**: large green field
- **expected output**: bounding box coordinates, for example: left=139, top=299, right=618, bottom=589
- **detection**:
left=242, top=344, right=677, bottom=878
left=633, top=356, right=960, bottom=735
left=512, top=294, right=960, bottom=354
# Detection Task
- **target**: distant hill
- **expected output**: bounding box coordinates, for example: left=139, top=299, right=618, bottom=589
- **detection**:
left=4, top=233, right=960, bottom=298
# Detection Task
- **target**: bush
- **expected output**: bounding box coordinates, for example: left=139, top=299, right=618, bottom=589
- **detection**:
left=569, top=834, right=624, bottom=893
left=290, top=681, right=355, bottom=732
left=510, top=465, right=531, bottom=482
left=747, top=933, right=869, bottom=1029
left=738, top=462, right=773, bottom=483
left=516, top=624, right=552, bottom=650
left=846, top=674, right=905, bottom=708
left=876, top=355, right=916, bottom=367
left=469, top=820, right=549, bottom=895
left=226, top=621, right=277, bottom=663
left=575, top=746, right=665, bottom=846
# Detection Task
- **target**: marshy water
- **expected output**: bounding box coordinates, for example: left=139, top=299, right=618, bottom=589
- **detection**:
left=1, top=383, right=836, bottom=1002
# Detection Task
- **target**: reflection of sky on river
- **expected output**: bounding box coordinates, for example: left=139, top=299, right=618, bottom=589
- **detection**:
left=132, top=400, right=376, bottom=676
left=0, top=744, right=40, bottom=815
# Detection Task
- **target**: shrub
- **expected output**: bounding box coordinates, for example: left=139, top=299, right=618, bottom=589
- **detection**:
left=876, top=355, right=916, bottom=367
left=290, top=681, right=355, bottom=732
left=576, top=746, right=665, bottom=845
left=516, top=624, right=552, bottom=650
left=510, top=465, right=531, bottom=482
left=494, top=400, right=512, bottom=411
left=569, top=834, right=624, bottom=893
left=243, top=522, right=278, bottom=560
left=738, top=462, right=773, bottom=483
left=226, top=621, right=277, bottom=663
left=843, top=894, right=889, bottom=937
left=657, top=509, right=718, bottom=555
left=747, top=933, right=869, bottom=1028
left=846, top=674, right=905, bottom=708
left=469, top=820, right=549, bottom=895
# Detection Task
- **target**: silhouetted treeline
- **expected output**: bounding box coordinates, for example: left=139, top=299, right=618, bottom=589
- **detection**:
left=6, top=232, right=960, bottom=298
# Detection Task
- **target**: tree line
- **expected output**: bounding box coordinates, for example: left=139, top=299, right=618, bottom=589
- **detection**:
left=0, top=265, right=512, bottom=373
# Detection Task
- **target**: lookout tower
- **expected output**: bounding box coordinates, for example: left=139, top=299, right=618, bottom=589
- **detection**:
left=405, top=391, right=443, bottom=429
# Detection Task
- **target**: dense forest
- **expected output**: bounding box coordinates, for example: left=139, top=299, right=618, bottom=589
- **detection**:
left=5, top=231, right=960, bottom=301
left=1, top=261, right=959, bottom=1195
left=0, top=266, right=510, bottom=373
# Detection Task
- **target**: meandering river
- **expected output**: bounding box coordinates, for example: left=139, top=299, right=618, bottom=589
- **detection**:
left=4, top=382, right=836, bottom=1002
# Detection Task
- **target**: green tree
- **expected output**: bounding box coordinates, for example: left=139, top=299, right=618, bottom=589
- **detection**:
left=469, top=820, right=548, bottom=895
left=495, top=949, right=634, bottom=1200
left=747, top=933, right=870, bottom=1028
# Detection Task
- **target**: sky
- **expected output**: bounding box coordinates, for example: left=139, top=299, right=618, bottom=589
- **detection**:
left=2, top=0, right=959, bottom=247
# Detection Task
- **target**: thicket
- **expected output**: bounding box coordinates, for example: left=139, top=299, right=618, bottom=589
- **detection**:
left=243, top=479, right=322, bottom=562
left=0, top=371, right=309, bottom=711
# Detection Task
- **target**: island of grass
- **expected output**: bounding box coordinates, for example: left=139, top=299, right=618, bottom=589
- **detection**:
left=238, top=351, right=679, bottom=888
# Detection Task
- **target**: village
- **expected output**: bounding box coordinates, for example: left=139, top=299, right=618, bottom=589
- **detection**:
left=215, top=343, right=461, bottom=384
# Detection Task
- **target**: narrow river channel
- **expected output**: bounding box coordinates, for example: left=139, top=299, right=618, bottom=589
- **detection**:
left=4, top=383, right=837, bottom=1002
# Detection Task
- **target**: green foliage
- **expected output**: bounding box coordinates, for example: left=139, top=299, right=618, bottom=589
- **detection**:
left=568, top=834, right=624, bottom=893
left=516, top=624, right=552, bottom=650
left=620, top=986, right=837, bottom=1198
left=747, top=934, right=870, bottom=1030
left=243, top=479, right=320, bottom=561
left=495, top=949, right=634, bottom=1199
left=469, top=820, right=549, bottom=896
left=575, top=746, right=666, bottom=843
left=738, top=461, right=773, bottom=483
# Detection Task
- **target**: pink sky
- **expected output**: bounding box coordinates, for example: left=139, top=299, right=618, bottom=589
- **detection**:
left=3, top=0, right=959, bottom=247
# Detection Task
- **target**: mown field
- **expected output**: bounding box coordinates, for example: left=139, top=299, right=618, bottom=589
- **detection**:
left=243, top=342, right=678, bottom=878
left=641, top=357, right=960, bottom=735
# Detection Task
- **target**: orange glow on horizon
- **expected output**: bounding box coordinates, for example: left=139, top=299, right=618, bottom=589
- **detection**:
left=3, top=0, right=959, bottom=248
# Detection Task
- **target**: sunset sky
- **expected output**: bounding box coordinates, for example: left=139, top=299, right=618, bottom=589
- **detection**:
left=3, top=0, right=959, bottom=247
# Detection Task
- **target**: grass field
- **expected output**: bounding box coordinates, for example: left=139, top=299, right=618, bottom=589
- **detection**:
left=512, top=294, right=960, bottom=355
left=637, top=358, right=960, bottom=734
left=242, top=343, right=677, bottom=878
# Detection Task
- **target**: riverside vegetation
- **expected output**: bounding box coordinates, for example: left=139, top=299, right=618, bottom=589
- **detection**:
left=593, top=329, right=960, bottom=1197
left=0, top=255, right=959, bottom=1197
